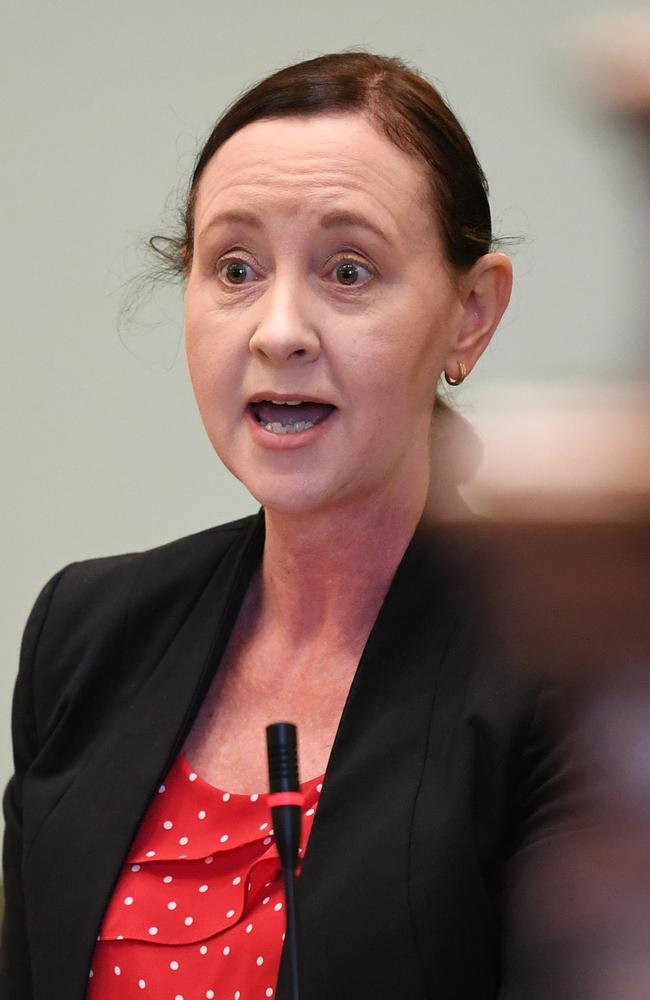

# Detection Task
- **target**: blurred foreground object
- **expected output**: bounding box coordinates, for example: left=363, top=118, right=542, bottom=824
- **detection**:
left=429, top=381, right=649, bottom=678
left=564, top=9, right=650, bottom=114
left=426, top=16, right=650, bottom=992
left=427, top=382, right=650, bottom=998
left=458, top=380, right=649, bottom=523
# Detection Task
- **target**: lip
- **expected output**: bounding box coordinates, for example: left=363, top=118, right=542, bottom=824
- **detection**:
left=247, top=390, right=336, bottom=406
left=245, top=403, right=337, bottom=450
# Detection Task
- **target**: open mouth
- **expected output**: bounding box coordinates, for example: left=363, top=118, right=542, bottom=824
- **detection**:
left=248, top=400, right=336, bottom=435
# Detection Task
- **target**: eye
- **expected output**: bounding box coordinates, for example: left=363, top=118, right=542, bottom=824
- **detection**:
left=330, top=256, right=373, bottom=288
left=216, top=253, right=373, bottom=288
left=217, top=257, right=258, bottom=285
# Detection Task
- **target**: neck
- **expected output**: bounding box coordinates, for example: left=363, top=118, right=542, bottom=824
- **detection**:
left=251, top=471, right=431, bottom=653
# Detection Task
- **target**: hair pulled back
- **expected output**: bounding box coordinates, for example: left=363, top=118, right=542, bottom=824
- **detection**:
left=153, top=51, right=494, bottom=277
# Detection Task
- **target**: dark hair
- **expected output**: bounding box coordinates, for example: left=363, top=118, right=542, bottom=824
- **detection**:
left=151, top=50, right=495, bottom=277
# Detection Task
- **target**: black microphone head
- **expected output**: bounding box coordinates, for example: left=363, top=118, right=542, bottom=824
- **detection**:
left=266, top=722, right=299, bottom=793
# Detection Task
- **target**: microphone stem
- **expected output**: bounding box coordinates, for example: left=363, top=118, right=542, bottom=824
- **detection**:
left=283, top=865, right=300, bottom=1000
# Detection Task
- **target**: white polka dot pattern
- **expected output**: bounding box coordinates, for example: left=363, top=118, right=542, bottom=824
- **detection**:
left=86, top=750, right=323, bottom=999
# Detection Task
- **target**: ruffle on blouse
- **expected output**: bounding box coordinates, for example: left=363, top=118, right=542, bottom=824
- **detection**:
left=98, top=751, right=323, bottom=948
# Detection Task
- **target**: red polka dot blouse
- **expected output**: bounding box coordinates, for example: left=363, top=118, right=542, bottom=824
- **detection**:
left=87, top=751, right=323, bottom=999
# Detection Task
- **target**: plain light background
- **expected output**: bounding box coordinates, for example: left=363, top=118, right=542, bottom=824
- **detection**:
left=2, top=0, right=647, bottom=805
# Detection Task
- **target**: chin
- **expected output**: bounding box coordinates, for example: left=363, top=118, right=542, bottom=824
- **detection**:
left=216, top=438, right=372, bottom=518
left=246, top=485, right=331, bottom=518
left=235, top=468, right=346, bottom=518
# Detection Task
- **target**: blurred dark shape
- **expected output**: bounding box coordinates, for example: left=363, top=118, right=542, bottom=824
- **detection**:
left=426, top=391, right=649, bottom=997
left=501, top=674, right=650, bottom=1000
left=429, top=17, right=650, bottom=990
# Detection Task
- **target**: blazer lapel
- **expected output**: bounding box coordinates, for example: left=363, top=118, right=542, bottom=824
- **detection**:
left=26, top=510, right=265, bottom=1000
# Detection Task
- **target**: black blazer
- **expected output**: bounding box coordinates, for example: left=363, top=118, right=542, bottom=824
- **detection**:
left=1, top=508, right=568, bottom=999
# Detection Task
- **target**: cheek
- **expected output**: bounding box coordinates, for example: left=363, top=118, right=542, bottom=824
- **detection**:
left=184, top=303, right=240, bottom=404
left=184, top=332, right=215, bottom=413
left=184, top=292, right=208, bottom=384
left=184, top=280, right=220, bottom=361
left=356, top=304, right=448, bottom=400
left=402, top=295, right=458, bottom=382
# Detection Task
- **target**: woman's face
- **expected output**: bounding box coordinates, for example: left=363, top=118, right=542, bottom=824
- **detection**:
left=185, top=111, right=466, bottom=516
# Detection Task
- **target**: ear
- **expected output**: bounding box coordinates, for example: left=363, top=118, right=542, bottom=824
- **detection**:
left=444, top=252, right=513, bottom=378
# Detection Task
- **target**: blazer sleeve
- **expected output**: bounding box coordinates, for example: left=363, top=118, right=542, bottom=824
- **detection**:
left=0, top=566, right=71, bottom=999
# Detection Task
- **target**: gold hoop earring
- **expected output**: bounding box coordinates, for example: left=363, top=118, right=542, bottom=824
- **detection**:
left=444, top=361, right=467, bottom=386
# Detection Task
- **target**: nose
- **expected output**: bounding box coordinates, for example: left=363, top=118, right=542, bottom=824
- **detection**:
left=248, top=274, right=320, bottom=365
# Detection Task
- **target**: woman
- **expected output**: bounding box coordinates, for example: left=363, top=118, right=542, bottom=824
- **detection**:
left=1, top=52, right=562, bottom=1000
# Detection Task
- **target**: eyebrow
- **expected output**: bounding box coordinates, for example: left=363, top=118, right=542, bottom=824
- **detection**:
left=198, top=208, right=394, bottom=245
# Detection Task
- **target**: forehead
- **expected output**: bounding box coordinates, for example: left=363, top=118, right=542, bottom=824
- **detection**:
left=193, top=112, right=438, bottom=249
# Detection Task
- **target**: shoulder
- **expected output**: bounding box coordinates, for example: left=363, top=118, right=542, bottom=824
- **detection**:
left=17, top=512, right=261, bottom=740
left=41, top=511, right=258, bottom=615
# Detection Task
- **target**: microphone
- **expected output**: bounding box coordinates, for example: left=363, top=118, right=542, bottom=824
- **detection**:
left=266, top=722, right=302, bottom=1000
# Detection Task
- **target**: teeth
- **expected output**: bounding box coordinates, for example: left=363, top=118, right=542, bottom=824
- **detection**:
left=261, top=420, right=315, bottom=434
